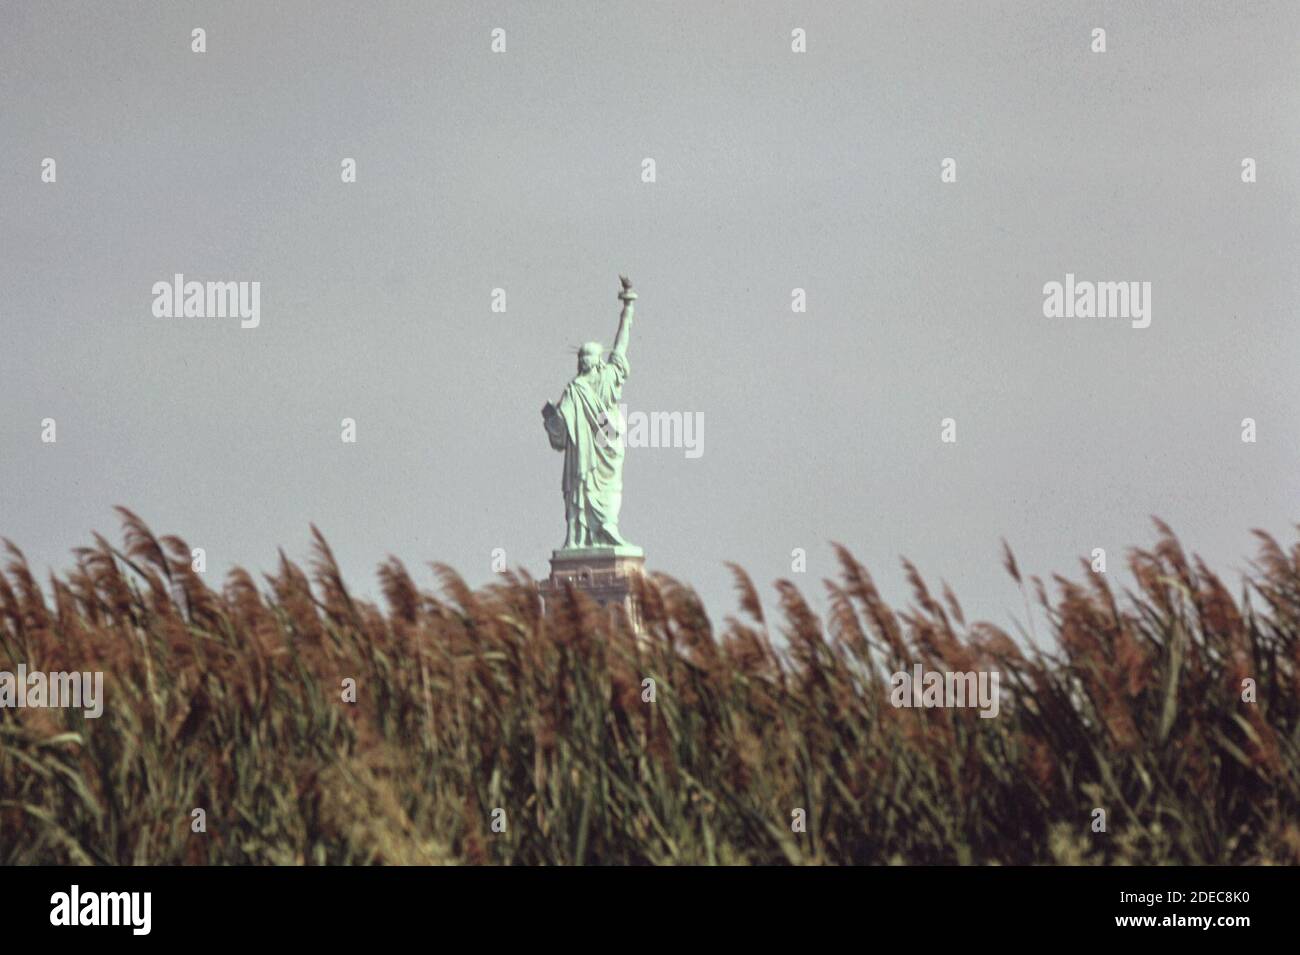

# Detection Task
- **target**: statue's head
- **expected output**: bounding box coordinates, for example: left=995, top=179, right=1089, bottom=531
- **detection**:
left=577, top=341, right=603, bottom=373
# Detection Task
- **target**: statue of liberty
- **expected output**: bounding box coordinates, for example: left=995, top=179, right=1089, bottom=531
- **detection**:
left=541, top=276, right=638, bottom=551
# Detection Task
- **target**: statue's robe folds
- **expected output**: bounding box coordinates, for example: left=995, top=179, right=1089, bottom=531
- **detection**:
left=548, top=352, right=629, bottom=547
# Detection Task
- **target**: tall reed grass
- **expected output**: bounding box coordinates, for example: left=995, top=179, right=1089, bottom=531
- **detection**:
left=1, top=509, right=1296, bottom=864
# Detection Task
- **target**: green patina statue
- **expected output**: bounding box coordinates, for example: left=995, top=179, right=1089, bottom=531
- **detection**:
left=542, top=276, right=638, bottom=551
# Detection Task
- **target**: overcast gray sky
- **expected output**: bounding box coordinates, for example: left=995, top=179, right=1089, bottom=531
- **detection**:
left=2, top=1, right=1297, bottom=632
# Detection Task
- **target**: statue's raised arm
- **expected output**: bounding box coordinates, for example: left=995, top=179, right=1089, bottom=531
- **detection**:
left=612, top=275, right=635, bottom=360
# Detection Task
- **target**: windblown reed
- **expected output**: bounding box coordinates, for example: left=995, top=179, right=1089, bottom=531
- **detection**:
left=1, top=508, right=1295, bottom=865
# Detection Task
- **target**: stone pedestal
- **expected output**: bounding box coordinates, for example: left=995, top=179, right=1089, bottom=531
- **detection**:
left=538, top=545, right=645, bottom=632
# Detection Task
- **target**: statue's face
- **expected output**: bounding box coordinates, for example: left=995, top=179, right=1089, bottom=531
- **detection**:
left=578, top=343, right=602, bottom=373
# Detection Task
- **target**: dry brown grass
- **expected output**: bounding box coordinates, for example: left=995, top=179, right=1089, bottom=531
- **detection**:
left=1, top=508, right=1296, bottom=864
